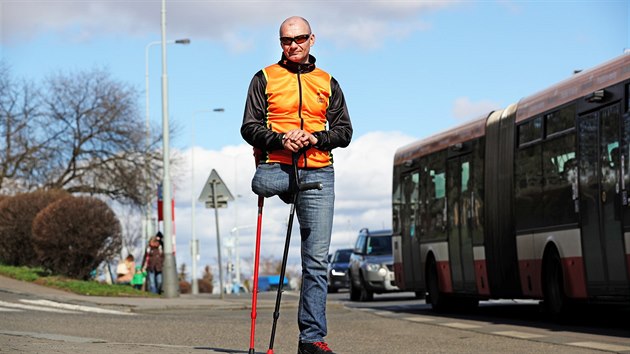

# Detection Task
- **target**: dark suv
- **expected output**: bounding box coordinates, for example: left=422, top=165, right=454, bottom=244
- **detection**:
left=348, top=228, right=399, bottom=301
left=327, top=248, right=353, bottom=293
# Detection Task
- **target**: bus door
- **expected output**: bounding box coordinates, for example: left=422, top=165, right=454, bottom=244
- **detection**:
left=447, top=155, right=477, bottom=292
left=578, top=103, right=629, bottom=296
left=401, top=172, right=423, bottom=288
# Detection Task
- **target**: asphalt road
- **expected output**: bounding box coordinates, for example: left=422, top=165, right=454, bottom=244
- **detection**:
left=2, top=285, right=630, bottom=353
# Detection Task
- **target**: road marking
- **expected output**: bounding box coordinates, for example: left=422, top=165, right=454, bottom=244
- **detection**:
left=0, top=306, right=22, bottom=312
left=568, top=341, right=630, bottom=352
left=372, top=310, right=394, bottom=316
left=20, top=299, right=134, bottom=316
left=440, top=322, right=481, bottom=329
left=402, top=316, right=435, bottom=322
left=0, top=330, right=106, bottom=343
left=492, top=331, right=545, bottom=339
left=0, top=300, right=77, bottom=314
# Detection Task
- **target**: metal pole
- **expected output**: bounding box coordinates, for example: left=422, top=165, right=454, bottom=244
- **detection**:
left=191, top=114, right=198, bottom=295
left=190, top=109, right=223, bottom=295
left=211, top=181, right=225, bottom=299
left=145, top=38, right=189, bottom=254
left=144, top=41, right=153, bottom=253
left=160, top=0, right=178, bottom=298
left=235, top=227, right=241, bottom=291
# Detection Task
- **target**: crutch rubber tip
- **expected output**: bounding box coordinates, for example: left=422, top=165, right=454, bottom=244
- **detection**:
left=267, top=350, right=274, bottom=354
left=248, top=349, right=256, bottom=354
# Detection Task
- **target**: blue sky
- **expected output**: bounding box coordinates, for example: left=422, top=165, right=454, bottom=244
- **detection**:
left=1, top=1, right=629, bottom=282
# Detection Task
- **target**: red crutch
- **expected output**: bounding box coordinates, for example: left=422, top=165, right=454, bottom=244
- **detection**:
left=249, top=148, right=264, bottom=354
left=248, top=195, right=264, bottom=354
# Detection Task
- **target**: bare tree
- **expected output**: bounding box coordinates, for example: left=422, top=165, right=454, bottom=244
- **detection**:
left=31, top=68, right=163, bottom=205
left=118, top=204, right=143, bottom=258
left=0, top=64, right=185, bottom=209
left=0, top=62, right=50, bottom=194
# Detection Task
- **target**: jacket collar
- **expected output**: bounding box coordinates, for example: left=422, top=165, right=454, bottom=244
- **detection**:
left=278, top=54, right=317, bottom=74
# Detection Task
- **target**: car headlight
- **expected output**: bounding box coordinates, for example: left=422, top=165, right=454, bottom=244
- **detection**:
left=366, top=264, right=380, bottom=272
left=377, top=267, right=388, bottom=277
left=331, top=269, right=345, bottom=276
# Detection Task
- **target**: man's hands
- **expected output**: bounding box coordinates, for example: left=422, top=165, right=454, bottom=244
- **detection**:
left=282, top=129, right=318, bottom=153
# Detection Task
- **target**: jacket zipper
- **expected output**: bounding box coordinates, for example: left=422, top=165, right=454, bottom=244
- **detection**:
left=297, top=69, right=308, bottom=168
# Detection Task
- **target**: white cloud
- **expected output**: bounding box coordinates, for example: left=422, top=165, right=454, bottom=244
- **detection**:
left=149, top=130, right=415, bottom=279
left=451, top=96, right=500, bottom=121
left=2, top=1, right=457, bottom=49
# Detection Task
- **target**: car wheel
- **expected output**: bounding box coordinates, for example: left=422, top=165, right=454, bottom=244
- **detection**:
left=358, top=273, right=373, bottom=302
left=349, top=275, right=361, bottom=301
left=328, top=286, right=338, bottom=294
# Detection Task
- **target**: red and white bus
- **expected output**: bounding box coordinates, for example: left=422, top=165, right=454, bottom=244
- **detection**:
left=392, top=53, right=630, bottom=316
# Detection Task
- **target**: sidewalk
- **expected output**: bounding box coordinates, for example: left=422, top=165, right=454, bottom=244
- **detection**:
left=0, top=274, right=287, bottom=313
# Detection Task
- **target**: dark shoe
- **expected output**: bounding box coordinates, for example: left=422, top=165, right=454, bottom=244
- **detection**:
left=297, top=341, right=335, bottom=354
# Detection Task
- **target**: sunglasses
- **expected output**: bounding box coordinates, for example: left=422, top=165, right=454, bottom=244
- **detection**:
left=279, top=34, right=311, bottom=46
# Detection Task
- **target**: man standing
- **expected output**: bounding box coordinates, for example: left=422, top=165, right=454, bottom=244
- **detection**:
left=241, top=16, right=352, bottom=354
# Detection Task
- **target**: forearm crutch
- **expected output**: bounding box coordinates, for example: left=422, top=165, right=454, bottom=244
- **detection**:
left=267, top=153, right=322, bottom=354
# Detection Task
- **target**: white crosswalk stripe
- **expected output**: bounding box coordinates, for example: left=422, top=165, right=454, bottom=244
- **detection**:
left=20, top=299, right=133, bottom=316
left=0, top=299, right=133, bottom=316
left=0, top=300, right=77, bottom=313
left=0, top=306, right=22, bottom=312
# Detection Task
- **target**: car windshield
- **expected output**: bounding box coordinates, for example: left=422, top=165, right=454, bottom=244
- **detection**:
left=366, top=236, right=392, bottom=255
left=334, top=250, right=352, bottom=263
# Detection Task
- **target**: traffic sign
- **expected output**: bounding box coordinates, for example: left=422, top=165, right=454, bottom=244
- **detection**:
left=198, top=169, right=234, bottom=209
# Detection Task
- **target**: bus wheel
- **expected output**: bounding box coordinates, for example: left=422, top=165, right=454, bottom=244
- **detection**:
left=427, top=258, right=448, bottom=312
left=543, top=250, right=567, bottom=319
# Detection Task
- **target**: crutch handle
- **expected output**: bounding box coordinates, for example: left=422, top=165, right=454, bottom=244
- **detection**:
left=298, top=182, right=323, bottom=191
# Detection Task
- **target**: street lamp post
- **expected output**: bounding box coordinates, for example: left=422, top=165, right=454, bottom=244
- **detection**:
left=191, top=108, right=224, bottom=295
left=144, top=37, right=190, bottom=252
left=159, top=0, right=180, bottom=298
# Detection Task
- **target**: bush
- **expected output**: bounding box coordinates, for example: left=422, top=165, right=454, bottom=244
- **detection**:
left=0, top=190, right=68, bottom=266
left=179, top=280, right=191, bottom=294
left=198, top=265, right=214, bottom=293
left=32, top=196, right=121, bottom=280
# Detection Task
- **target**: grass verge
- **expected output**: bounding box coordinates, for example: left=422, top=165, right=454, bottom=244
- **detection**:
left=0, top=264, right=156, bottom=297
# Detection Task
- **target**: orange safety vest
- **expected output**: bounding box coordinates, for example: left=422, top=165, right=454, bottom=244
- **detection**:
left=261, top=63, right=332, bottom=168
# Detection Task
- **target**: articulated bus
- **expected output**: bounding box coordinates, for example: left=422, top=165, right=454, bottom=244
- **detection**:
left=392, top=53, right=630, bottom=315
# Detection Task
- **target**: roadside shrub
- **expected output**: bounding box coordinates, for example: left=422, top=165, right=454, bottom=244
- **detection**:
left=179, top=280, right=191, bottom=294
left=197, top=265, right=214, bottom=293
left=32, top=196, right=122, bottom=280
left=0, top=190, right=68, bottom=266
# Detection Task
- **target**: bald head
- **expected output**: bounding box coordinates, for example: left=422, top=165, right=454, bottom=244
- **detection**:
left=278, top=16, right=315, bottom=64
left=279, top=16, right=311, bottom=36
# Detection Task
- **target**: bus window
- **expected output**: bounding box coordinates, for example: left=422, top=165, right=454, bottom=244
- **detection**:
left=427, top=151, right=446, bottom=241
left=471, top=139, right=485, bottom=245
left=546, top=105, right=576, bottom=137
left=543, top=133, right=577, bottom=226
left=518, top=116, right=543, bottom=146
left=402, top=173, right=419, bottom=238
left=392, top=170, right=402, bottom=235
left=515, top=144, right=543, bottom=230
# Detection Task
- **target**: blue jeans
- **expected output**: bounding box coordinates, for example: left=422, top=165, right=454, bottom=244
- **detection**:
left=252, top=163, right=334, bottom=343
left=147, top=270, right=162, bottom=294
